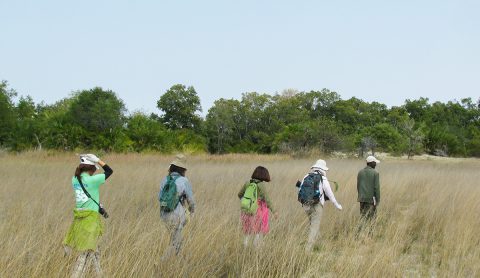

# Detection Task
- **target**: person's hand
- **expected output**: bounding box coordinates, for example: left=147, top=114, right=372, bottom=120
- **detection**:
left=85, top=154, right=100, bottom=163
left=335, top=203, right=343, bottom=211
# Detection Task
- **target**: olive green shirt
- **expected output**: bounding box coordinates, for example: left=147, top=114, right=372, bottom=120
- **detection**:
left=357, top=166, right=380, bottom=204
left=238, top=179, right=274, bottom=213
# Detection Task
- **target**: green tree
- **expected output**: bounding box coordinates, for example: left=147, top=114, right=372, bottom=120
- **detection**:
left=205, top=98, right=242, bottom=153
left=126, top=113, right=171, bottom=152
left=274, top=118, right=341, bottom=154
left=69, top=87, right=127, bottom=151
left=157, top=84, right=202, bottom=130
left=361, top=123, right=404, bottom=155
left=11, top=96, right=40, bottom=151
left=401, top=118, right=425, bottom=159
left=0, top=81, right=17, bottom=147
left=70, top=87, right=126, bottom=133
left=404, top=97, right=430, bottom=121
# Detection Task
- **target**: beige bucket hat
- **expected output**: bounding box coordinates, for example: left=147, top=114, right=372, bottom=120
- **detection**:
left=171, top=154, right=187, bottom=169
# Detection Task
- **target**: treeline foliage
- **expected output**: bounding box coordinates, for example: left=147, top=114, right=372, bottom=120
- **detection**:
left=1, top=81, right=479, bottom=157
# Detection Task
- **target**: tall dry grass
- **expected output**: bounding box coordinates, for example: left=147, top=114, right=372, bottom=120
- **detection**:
left=0, top=152, right=479, bottom=277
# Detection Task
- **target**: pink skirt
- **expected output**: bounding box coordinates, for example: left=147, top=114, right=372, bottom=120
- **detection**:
left=241, top=200, right=269, bottom=234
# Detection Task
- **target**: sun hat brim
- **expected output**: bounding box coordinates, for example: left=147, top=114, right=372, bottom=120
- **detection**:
left=311, top=161, right=329, bottom=171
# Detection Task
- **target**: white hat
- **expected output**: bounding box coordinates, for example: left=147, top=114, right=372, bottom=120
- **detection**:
left=311, top=159, right=329, bottom=171
left=366, top=155, right=380, bottom=163
left=79, top=155, right=99, bottom=169
left=171, top=154, right=187, bottom=169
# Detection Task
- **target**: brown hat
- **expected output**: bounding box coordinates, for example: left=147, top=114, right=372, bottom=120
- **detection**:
left=170, top=154, right=187, bottom=169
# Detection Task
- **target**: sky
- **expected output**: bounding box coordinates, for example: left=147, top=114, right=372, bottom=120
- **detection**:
left=1, top=0, right=479, bottom=115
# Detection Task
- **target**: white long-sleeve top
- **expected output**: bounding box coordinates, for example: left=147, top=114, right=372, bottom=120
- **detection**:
left=301, top=169, right=340, bottom=208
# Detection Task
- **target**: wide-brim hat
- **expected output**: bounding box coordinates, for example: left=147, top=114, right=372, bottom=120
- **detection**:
left=311, top=159, right=328, bottom=171
left=366, top=155, right=380, bottom=163
left=170, top=154, right=187, bottom=169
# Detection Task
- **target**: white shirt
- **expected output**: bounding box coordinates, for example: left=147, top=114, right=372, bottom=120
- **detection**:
left=302, top=169, right=341, bottom=208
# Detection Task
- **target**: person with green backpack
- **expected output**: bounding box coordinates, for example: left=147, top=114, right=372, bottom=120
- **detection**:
left=238, top=166, right=276, bottom=247
left=158, top=154, right=195, bottom=259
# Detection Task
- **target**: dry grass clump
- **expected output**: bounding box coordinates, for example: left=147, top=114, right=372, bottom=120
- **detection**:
left=0, top=153, right=479, bottom=277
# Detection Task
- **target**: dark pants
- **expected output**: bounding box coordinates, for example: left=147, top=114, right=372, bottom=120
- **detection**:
left=360, top=202, right=376, bottom=219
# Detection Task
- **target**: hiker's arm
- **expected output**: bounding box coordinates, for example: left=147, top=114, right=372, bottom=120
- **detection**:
left=323, top=179, right=342, bottom=210
left=99, top=161, right=113, bottom=180
left=259, top=183, right=275, bottom=213
left=184, top=179, right=196, bottom=213
left=85, top=155, right=112, bottom=182
left=238, top=184, right=247, bottom=199
left=357, top=172, right=361, bottom=193
left=374, top=172, right=380, bottom=205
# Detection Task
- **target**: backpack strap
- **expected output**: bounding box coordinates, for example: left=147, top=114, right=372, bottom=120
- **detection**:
left=167, top=174, right=182, bottom=205
left=310, top=171, right=324, bottom=198
left=247, top=180, right=259, bottom=199
left=77, top=176, right=101, bottom=208
left=167, top=174, right=180, bottom=185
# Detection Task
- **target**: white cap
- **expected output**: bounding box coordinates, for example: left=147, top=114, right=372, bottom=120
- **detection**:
left=366, top=155, right=380, bottom=163
left=311, top=159, right=329, bottom=171
left=79, top=155, right=99, bottom=169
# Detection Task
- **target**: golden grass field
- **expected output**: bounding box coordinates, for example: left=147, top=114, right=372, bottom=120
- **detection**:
left=1, top=152, right=479, bottom=277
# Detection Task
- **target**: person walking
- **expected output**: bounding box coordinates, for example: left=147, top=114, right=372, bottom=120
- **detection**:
left=297, top=159, right=342, bottom=252
left=357, top=155, right=381, bottom=219
left=158, top=154, right=195, bottom=259
left=238, top=166, right=276, bottom=248
left=63, top=154, right=113, bottom=278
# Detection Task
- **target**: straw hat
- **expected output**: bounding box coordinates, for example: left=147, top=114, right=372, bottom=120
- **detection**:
left=171, top=154, right=187, bottom=169
left=311, top=159, right=328, bottom=171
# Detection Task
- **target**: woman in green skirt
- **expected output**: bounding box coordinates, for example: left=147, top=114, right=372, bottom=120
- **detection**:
left=63, top=154, right=113, bottom=278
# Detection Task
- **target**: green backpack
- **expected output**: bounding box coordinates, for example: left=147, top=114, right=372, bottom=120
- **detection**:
left=240, top=181, right=258, bottom=214
left=160, top=175, right=180, bottom=212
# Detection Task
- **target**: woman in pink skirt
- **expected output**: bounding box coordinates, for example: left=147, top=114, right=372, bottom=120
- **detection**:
left=238, top=166, right=276, bottom=247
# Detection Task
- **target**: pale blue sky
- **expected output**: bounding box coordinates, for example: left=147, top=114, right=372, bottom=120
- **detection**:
left=1, top=0, right=479, bottom=115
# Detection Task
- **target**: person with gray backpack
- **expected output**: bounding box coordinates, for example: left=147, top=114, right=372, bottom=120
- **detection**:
left=297, top=159, right=342, bottom=252
left=158, top=154, right=195, bottom=259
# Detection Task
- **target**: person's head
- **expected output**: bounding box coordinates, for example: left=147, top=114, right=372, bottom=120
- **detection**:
left=251, top=166, right=271, bottom=182
left=366, top=155, right=380, bottom=169
left=169, top=164, right=187, bottom=177
left=74, top=164, right=97, bottom=183
left=169, top=154, right=187, bottom=176
left=311, top=159, right=329, bottom=173
left=75, top=155, right=99, bottom=182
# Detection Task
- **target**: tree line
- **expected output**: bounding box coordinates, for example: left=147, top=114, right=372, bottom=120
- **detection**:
left=1, top=80, right=479, bottom=157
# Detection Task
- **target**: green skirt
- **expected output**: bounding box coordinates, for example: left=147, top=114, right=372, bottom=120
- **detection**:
left=63, top=209, right=104, bottom=252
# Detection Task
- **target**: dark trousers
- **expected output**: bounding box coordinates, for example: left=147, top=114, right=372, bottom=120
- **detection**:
left=360, top=202, right=376, bottom=219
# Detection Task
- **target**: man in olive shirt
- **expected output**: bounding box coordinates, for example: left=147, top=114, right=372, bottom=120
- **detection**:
left=357, top=155, right=381, bottom=219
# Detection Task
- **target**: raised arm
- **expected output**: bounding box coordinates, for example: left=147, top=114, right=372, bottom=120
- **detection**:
left=83, top=154, right=113, bottom=182
left=97, top=160, right=113, bottom=180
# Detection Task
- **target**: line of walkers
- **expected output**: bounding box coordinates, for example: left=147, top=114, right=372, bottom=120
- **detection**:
left=63, top=153, right=381, bottom=277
